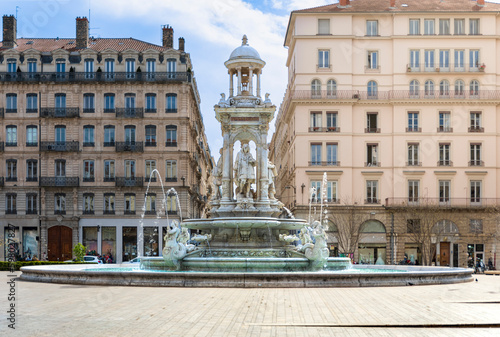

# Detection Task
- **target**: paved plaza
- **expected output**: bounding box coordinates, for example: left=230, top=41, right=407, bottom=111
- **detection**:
left=1, top=271, right=500, bottom=336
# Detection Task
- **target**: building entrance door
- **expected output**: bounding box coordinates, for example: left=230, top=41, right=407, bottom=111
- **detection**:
left=440, top=242, right=450, bottom=266
left=48, top=226, right=72, bottom=261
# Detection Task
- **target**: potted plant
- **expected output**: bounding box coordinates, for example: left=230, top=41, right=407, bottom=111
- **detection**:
left=479, top=63, right=485, bottom=72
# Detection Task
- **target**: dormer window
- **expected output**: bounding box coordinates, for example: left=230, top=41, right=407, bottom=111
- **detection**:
left=7, top=58, right=16, bottom=73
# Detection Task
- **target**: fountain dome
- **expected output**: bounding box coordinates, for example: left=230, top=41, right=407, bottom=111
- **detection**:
left=225, top=35, right=265, bottom=67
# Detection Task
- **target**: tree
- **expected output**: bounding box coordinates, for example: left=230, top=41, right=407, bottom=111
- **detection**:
left=73, top=243, right=86, bottom=262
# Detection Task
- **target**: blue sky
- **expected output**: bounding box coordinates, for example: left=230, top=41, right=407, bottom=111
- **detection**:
left=3, top=0, right=499, bottom=161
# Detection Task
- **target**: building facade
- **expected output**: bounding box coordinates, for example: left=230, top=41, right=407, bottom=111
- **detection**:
left=0, top=16, right=213, bottom=263
left=271, top=0, right=499, bottom=268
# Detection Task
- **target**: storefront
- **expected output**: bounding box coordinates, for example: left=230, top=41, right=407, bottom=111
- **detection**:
left=1, top=219, right=40, bottom=261
left=358, top=220, right=387, bottom=264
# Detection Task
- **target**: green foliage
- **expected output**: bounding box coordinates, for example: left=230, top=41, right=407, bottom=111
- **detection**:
left=73, top=243, right=86, bottom=262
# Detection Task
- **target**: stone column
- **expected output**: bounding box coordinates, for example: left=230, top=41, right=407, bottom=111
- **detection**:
left=248, top=68, right=254, bottom=96
left=229, top=70, right=234, bottom=98
left=259, top=132, right=269, bottom=202
left=237, top=68, right=242, bottom=96
left=221, top=132, right=232, bottom=202
left=256, top=72, right=261, bottom=98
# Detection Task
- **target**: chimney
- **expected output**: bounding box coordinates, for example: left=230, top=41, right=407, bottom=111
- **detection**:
left=338, top=0, right=350, bottom=8
left=162, top=25, right=173, bottom=48
left=390, top=0, right=396, bottom=8
left=76, top=17, right=89, bottom=49
left=2, top=15, right=17, bottom=49
left=477, top=0, right=485, bottom=6
left=178, top=37, right=185, bottom=52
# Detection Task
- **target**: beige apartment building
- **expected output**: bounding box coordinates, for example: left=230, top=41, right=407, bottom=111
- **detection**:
left=271, top=0, right=499, bottom=268
left=0, top=16, right=213, bottom=263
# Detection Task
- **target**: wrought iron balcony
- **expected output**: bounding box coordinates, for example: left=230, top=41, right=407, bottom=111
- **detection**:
left=0, top=142, right=4, bottom=152
left=385, top=197, right=500, bottom=208
left=39, top=177, right=79, bottom=187
left=0, top=107, right=4, bottom=118
left=469, top=160, right=484, bottom=167
left=437, top=160, right=453, bottom=167
left=308, top=127, right=340, bottom=132
left=115, top=141, right=144, bottom=152
left=365, top=127, right=380, bottom=133
left=406, top=63, right=486, bottom=73
left=308, top=161, right=340, bottom=167
left=468, top=126, right=484, bottom=133
left=40, top=107, right=79, bottom=118
left=364, top=198, right=380, bottom=204
left=115, top=108, right=144, bottom=118
left=406, top=127, right=421, bottom=132
left=116, top=177, right=144, bottom=187
left=26, top=209, right=38, bottom=215
left=0, top=71, right=192, bottom=84
left=165, top=141, right=177, bottom=147
left=26, top=141, right=38, bottom=147
left=0, top=177, right=4, bottom=186
left=40, top=141, right=79, bottom=152
left=165, top=177, right=177, bottom=182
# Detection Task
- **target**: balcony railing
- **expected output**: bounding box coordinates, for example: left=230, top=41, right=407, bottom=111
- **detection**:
left=365, top=162, right=380, bottom=167
left=0, top=142, right=4, bottom=152
left=115, top=141, right=144, bottom=152
left=308, top=161, right=340, bottom=166
left=40, top=107, right=79, bottom=118
left=165, top=141, right=177, bottom=147
left=406, top=161, right=422, bottom=167
left=103, top=177, right=116, bottom=182
left=365, top=127, right=380, bottom=133
left=385, top=197, right=500, bottom=208
left=26, top=209, right=38, bottom=215
left=406, top=127, right=421, bottom=132
left=115, top=108, right=144, bottom=118
left=437, top=126, right=453, bottom=133
left=468, top=126, right=484, bottom=133
left=469, top=160, right=484, bottom=167
left=365, top=198, right=380, bottom=204
left=0, top=177, right=4, bottom=186
left=39, top=177, right=79, bottom=187
left=437, top=160, right=453, bottom=167
left=115, top=177, right=144, bottom=187
left=308, top=127, right=340, bottom=132
left=0, top=71, right=192, bottom=84
left=406, top=63, right=486, bottom=73
left=165, top=177, right=177, bottom=182
left=40, top=141, right=79, bottom=152
left=0, top=107, right=4, bottom=118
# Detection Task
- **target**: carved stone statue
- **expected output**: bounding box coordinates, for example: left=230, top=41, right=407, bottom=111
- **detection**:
left=267, top=160, right=277, bottom=199
left=214, top=148, right=224, bottom=199
left=234, top=142, right=256, bottom=199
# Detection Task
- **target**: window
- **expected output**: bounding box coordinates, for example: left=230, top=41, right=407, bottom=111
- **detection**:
left=424, top=50, right=434, bottom=70
left=126, top=58, right=135, bottom=78
left=439, top=80, right=450, bottom=96
left=26, top=125, right=37, bottom=146
left=104, top=125, right=115, bottom=146
left=407, top=112, right=419, bottom=132
left=146, top=59, right=156, bottom=79
left=409, top=19, right=420, bottom=35
left=145, top=125, right=157, bottom=146
left=26, top=159, right=37, bottom=182
left=407, top=143, right=420, bottom=166
left=454, top=19, right=465, bottom=35
left=439, top=112, right=451, bottom=132
left=318, top=19, right=330, bottom=34
left=326, top=143, right=338, bottom=166
left=6, top=93, right=17, bottom=113
left=125, top=93, right=136, bottom=109
left=83, top=193, right=94, bottom=214
left=104, top=160, right=115, bottom=182
left=439, top=19, right=450, bottom=35
left=104, top=93, right=115, bottom=112
left=311, top=180, right=337, bottom=203
left=7, top=58, right=16, bottom=72
left=310, top=143, right=322, bottom=166
left=310, top=181, right=322, bottom=203
left=55, top=94, right=66, bottom=117
left=84, top=58, right=94, bottom=78
left=6, top=159, right=17, bottom=181
left=366, top=144, right=378, bottom=166
left=166, top=125, right=177, bottom=146
left=26, top=93, right=38, bottom=113
left=166, top=160, right=177, bottom=182
left=454, top=50, right=464, bottom=71
left=125, top=194, right=136, bottom=214
left=145, top=194, right=156, bottom=214
left=439, top=50, right=449, bottom=70
left=407, top=219, right=421, bottom=233
left=454, top=79, right=465, bottom=97
left=470, top=112, right=482, bottom=132
left=470, top=50, right=479, bottom=70
left=55, top=159, right=66, bottom=177
left=326, top=80, right=337, bottom=97
left=366, top=180, right=378, bottom=204
left=310, top=112, right=322, bottom=131
left=145, top=160, right=156, bottom=182
left=167, top=194, right=177, bottom=214
left=167, top=58, right=176, bottom=75
left=367, top=51, right=378, bottom=70
left=439, top=180, right=451, bottom=204
left=470, top=19, right=480, bottom=35
left=326, top=112, right=338, bottom=131
left=470, top=181, right=481, bottom=204
left=470, top=219, right=483, bottom=233
left=326, top=181, right=337, bottom=202
left=409, top=80, right=420, bottom=98
left=311, top=79, right=321, bottom=97
left=55, top=125, right=66, bottom=143
left=439, top=143, right=451, bottom=166
left=83, top=93, right=95, bottom=113
left=26, top=194, right=37, bottom=214
left=83, top=160, right=95, bottom=182
left=6, top=194, right=17, bottom=214
left=408, top=180, right=419, bottom=202
left=424, top=80, right=434, bottom=97
left=318, top=50, right=329, bottom=68
left=424, top=19, right=435, bottom=35
left=125, top=160, right=136, bottom=178
left=366, top=20, right=378, bottom=36
left=83, top=125, right=95, bottom=147
left=409, top=50, right=420, bottom=70
left=105, top=58, right=115, bottom=79
left=6, top=125, right=17, bottom=146
left=55, top=194, right=66, bottom=214
left=470, top=80, right=479, bottom=97
left=145, top=93, right=156, bottom=113
left=367, top=81, right=377, bottom=98
left=124, top=125, right=136, bottom=144
left=366, top=113, right=378, bottom=133
left=470, top=144, right=482, bottom=166
left=56, top=59, right=66, bottom=78
left=104, top=194, right=115, bottom=214
left=166, top=94, right=177, bottom=112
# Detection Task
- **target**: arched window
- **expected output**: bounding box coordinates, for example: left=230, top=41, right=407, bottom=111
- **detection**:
left=311, top=79, right=321, bottom=97
left=439, top=80, right=449, bottom=97
left=410, top=80, right=420, bottom=97
left=360, top=220, right=386, bottom=233
left=367, top=81, right=377, bottom=98
left=326, top=79, right=337, bottom=97
left=433, top=220, right=459, bottom=234
left=454, top=79, right=465, bottom=97
left=424, top=80, right=434, bottom=97
left=470, top=80, right=479, bottom=97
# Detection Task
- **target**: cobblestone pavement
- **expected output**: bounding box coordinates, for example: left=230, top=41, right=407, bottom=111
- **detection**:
left=1, top=272, right=500, bottom=336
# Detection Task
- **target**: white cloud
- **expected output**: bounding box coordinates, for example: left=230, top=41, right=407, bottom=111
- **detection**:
left=285, top=0, right=331, bottom=11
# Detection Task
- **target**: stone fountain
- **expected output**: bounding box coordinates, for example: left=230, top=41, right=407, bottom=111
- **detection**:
left=142, top=36, right=340, bottom=272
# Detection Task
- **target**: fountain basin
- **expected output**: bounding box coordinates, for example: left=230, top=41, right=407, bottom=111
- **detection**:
left=182, top=217, right=307, bottom=230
